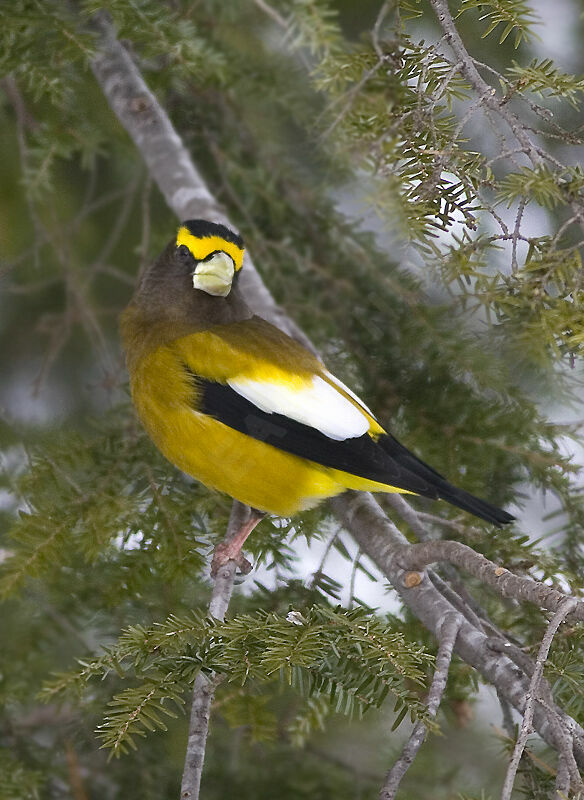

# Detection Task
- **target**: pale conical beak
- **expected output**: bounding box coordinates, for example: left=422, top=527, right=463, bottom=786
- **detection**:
left=192, top=253, right=235, bottom=297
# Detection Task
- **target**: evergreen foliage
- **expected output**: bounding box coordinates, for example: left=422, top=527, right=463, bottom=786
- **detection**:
left=1, top=0, right=584, bottom=797
left=43, top=606, right=432, bottom=755
left=456, top=0, right=538, bottom=46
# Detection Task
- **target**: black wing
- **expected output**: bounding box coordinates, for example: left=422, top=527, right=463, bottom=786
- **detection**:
left=192, top=375, right=436, bottom=497
left=191, top=373, right=514, bottom=526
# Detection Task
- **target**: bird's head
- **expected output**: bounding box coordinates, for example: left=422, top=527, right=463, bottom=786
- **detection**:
left=174, top=219, right=245, bottom=297
left=129, top=219, right=250, bottom=331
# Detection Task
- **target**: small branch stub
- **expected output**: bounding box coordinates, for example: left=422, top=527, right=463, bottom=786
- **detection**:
left=403, top=571, right=423, bottom=588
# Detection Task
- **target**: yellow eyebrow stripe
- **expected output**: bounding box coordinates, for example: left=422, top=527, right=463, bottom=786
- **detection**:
left=176, top=226, right=244, bottom=271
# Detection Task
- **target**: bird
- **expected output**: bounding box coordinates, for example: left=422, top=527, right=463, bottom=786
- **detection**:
left=121, top=219, right=514, bottom=574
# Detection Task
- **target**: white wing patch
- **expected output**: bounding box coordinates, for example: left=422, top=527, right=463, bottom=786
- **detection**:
left=227, top=374, right=370, bottom=441
left=323, top=370, right=377, bottom=419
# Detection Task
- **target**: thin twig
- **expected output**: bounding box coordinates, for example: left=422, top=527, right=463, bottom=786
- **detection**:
left=252, top=0, right=288, bottom=29
left=3, top=76, right=42, bottom=269
left=429, top=0, right=584, bottom=231
left=307, top=526, right=340, bottom=589
left=320, top=0, right=393, bottom=139
left=180, top=501, right=249, bottom=800
left=501, top=597, right=579, bottom=800
left=83, top=171, right=141, bottom=286
left=372, top=0, right=392, bottom=59
left=348, top=546, right=361, bottom=608
left=488, top=637, right=584, bottom=793
left=64, top=738, right=89, bottom=800
left=0, top=184, right=134, bottom=278
left=511, top=198, right=527, bottom=272
left=384, top=498, right=479, bottom=537
left=380, top=613, right=462, bottom=799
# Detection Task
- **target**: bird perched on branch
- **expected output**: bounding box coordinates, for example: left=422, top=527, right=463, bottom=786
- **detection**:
left=121, top=219, right=514, bottom=574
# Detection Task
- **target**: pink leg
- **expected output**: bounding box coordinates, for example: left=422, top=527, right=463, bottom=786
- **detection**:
left=211, top=510, right=265, bottom=577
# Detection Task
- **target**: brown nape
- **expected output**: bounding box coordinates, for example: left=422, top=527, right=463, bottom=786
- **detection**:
left=120, top=239, right=254, bottom=366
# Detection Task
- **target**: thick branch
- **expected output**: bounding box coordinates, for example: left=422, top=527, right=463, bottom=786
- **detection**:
left=332, top=493, right=584, bottom=768
left=180, top=501, right=249, bottom=800
left=395, top=539, right=584, bottom=622
left=380, top=613, right=461, bottom=799
left=383, top=495, right=507, bottom=635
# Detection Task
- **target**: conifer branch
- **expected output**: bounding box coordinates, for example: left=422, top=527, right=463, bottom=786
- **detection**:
left=429, top=0, right=542, bottom=164
left=429, top=0, right=584, bottom=230
left=380, top=612, right=461, bottom=800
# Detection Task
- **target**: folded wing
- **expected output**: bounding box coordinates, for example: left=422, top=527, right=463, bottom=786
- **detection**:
left=173, top=318, right=513, bottom=526
left=191, top=373, right=435, bottom=496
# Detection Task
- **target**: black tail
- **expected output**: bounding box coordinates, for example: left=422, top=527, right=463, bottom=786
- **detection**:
left=379, top=434, right=514, bottom=527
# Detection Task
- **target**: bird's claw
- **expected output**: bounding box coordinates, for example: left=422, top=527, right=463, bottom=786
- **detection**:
left=211, top=541, right=253, bottom=577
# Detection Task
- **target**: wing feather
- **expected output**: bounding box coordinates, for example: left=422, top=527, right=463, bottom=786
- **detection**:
left=192, top=375, right=434, bottom=496
left=227, top=374, right=370, bottom=441
left=172, top=319, right=513, bottom=524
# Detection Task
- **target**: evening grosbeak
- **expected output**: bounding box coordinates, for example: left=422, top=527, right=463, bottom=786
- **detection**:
left=121, top=220, right=513, bottom=573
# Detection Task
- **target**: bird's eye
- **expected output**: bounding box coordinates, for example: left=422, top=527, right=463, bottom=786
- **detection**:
left=177, top=244, right=192, bottom=261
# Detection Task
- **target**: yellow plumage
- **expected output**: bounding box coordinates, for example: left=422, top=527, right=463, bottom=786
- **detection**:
left=124, top=314, right=400, bottom=516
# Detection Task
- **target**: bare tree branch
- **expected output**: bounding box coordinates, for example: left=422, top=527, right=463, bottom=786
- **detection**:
left=332, top=492, right=584, bottom=769
left=395, top=539, right=584, bottom=622
left=501, top=597, right=579, bottom=800
left=382, top=496, right=502, bottom=635
left=380, top=613, right=461, bottom=799
left=488, top=636, right=584, bottom=796
left=180, top=501, right=250, bottom=800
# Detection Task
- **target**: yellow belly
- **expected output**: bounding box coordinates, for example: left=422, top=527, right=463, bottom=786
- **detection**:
left=130, top=347, right=403, bottom=516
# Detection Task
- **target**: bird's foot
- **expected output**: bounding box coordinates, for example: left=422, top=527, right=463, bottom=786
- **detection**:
left=211, top=541, right=253, bottom=577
